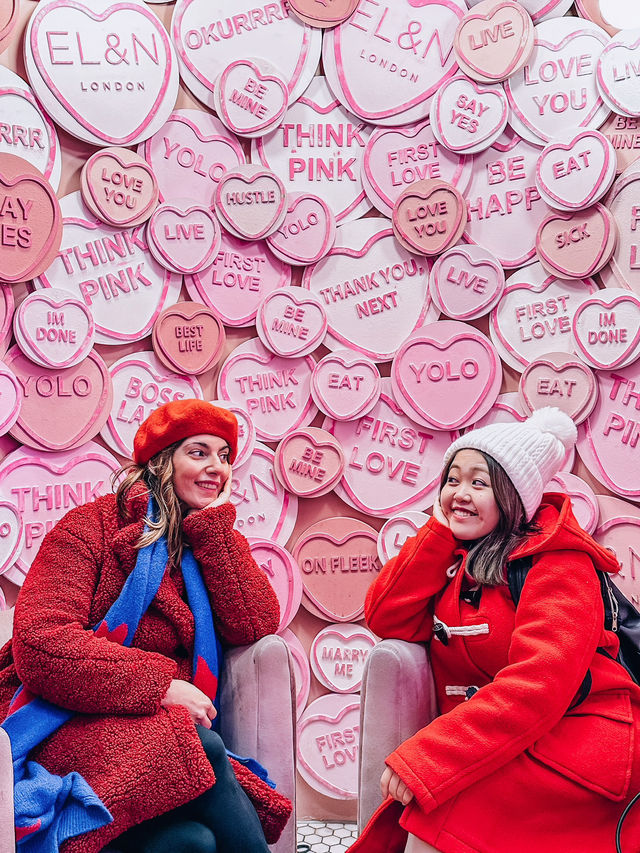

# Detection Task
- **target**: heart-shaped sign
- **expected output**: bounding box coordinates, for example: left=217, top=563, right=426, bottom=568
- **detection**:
left=82, top=147, right=159, bottom=229
left=0, top=153, right=62, bottom=284
left=280, top=628, right=311, bottom=719
left=217, top=337, right=316, bottom=442
left=504, top=18, right=609, bottom=144
left=208, top=399, right=255, bottom=471
left=266, top=194, right=336, bottom=266
left=141, top=110, right=245, bottom=209
left=247, top=538, right=302, bottom=633
left=536, top=204, right=617, bottom=279
left=288, top=0, right=360, bottom=28
left=6, top=346, right=113, bottom=453
left=572, top=289, right=640, bottom=371
left=362, top=118, right=472, bottom=218
left=324, top=0, right=465, bottom=123
left=0, top=362, right=21, bottom=436
left=600, top=113, right=640, bottom=175
left=101, top=351, right=203, bottom=457
left=256, top=288, right=327, bottom=358
left=430, top=75, right=509, bottom=154
left=274, top=427, right=345, bottom=498
left=215, top=166, right=287, bottom=241
left=577, top=362, right=640, bottom=501
left=594, top=496, right=640, bottom=605
left=230, top=442, right=298, bottom=545
left=303, top=219, right=436, bottom=362
left=297, top=694, right=361, bottom=799
left=576, top=0, right=640, bottom=36
left=147, top=201, right=221, bottom=275
left=597, top=30, right=640, bottom=117
left=0, top=498, right=23, bottom=580
left=430, top=244, right=505, bottom=320
left=185, top=227, right=291, bottom=328
left=215, top=59, right=288, bottom=137
left=535, top=129, right=616, bottom=211
left=14, top=288, right=95, bottom=369
left=602, top=165, right=640, bottom=296
left=26, top=0, right=179, bottom=146
left=377, top=510, right=431, bottom=564
left=36, top=192, right=181, bottom=345
left=519, top=352, right=598, bottom=425
left=326, top=382, right=456, bottom=517
left=0, top=441, right=120, bottom=582
left=547, top=470, right=599, bottom=534
left=489, top=262, right=596, bottom=371
left=311, top=350, right=381, bottom=422
left=310, top=623, right=377, bottom=694
left=294, top=516, right=381, bottom=622
left=455, top=0, right=534, bottom=82
left=152, top=302, right=226, bottom=376
left=392, top=320, right=502, bottom=430
left=393, top=178, right=467, bottom=256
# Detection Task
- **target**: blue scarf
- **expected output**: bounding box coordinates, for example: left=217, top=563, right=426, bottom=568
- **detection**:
left=1, top=498, right=271, bottom=852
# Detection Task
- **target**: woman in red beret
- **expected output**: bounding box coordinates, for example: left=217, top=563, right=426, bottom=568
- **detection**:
left=0, top=400, right=291, bottom=853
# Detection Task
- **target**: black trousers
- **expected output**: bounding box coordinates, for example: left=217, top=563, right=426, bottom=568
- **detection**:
left=116, top=726, right=270, bottom=853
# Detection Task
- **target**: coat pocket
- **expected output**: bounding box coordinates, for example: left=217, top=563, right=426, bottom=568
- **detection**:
left=528, top=691, right=634, bottom=801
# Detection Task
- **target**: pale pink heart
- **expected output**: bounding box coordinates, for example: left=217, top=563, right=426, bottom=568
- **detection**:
left=297, top=694, right=360, bottom=799
left=536, top=205, right=617, bottom=279
left=84, top=149, right=159, bottom=228
left=217, top=338, right=316, bottom=442
left=577, top=363, right=640, bottom=501
left=294, top=518, right=381, bottom=622
left=328, top=0, right=465, bottom=121
left=102, top=352, right=202, bottom=458
left=275, top=428, right=345, bottom=498
left=258, top=289, right=327, bottom=358
left=141, top=112, right=245, bottom=208
left=363, top=119, right=471, bottom=216
left=311, top=351, right=381, bottom=421
left=377, top=511, right=431, bottom=563
left=148, top=203, right=221, bottom=275
left=393, top=179, right=466, bottom=256
left=0, top=85, right=59, bottom=187
left=0, top=441, right=120, bottom=581
left=455, top=1, right=533, bottom=80
left=430, top=245, right=505, bottom=320
left=266, top=194, right=336, bottom=266
left=28, top=1, right=176, bottom=146
left=504, top=21, right=609, bottom=143
left=326, top=388, right=456, bottom=517
left=0, top=499, right=23, bottom=577
left=310, top=624, right=376, bottom=694
left=248, top=538, right=302, bottom=633
left=6, top=347, right=113, bottom=453
left=536, top=130, right=613, bottom=210
left=546, top=471, right=599, bottom=534
left=431, top=76, right=509, bottom=152
left=392, top=322, right=502, bottom=430
left=597, top=34, right=640, bottom=116
left=595, top=496, right=640, bottom=606
left=519, top=354, right=598, bottom=425
left=16, top=290, right=94, bottom=369
left=230, top=442, right=298, bottom=546
left=576, top=0, right=640, bottom=36
left=217, top=60, right=288, bottom=136
left=215, top=169, right=287, bottom=241
left=572, top=292, right=640, bottom=370
left=602, top=167, right=640, bottom=297
left=0, top=363, right=21, bottom=436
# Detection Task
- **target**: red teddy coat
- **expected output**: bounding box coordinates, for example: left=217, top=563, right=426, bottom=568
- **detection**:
left=351, top=494, right=640, bottom=853
left=0, top=485, right=292, bottom=853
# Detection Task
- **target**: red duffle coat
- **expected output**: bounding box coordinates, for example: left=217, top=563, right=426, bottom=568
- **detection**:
left=352, top=494, right=640, bottom=853
left=0, top=485, right=292, bottom=853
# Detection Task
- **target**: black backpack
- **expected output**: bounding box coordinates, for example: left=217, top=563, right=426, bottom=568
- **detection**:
left=508, top=556, right=640, bottom=852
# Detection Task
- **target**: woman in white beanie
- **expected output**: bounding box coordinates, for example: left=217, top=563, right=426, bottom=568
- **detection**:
left=351, top=407, right=640, bottom=853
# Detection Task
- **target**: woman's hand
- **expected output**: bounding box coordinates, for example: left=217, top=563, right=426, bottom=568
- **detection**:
left=431, top=494, right=449, bottom=528
left=380, top=766, right=414, bottom=805
left=204, top=467, right=233, bottom=510
left=161, top=679, right=217, bottom=728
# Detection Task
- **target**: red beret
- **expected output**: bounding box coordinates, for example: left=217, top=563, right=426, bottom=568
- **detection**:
left=133, top=399, right=238, bottom=466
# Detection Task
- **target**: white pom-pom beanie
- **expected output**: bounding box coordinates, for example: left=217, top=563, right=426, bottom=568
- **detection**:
left=442, top=407, right=578, bottom=521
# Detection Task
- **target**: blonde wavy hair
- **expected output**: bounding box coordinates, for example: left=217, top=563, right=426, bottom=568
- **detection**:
left=114, top=440, right=186, bottom=568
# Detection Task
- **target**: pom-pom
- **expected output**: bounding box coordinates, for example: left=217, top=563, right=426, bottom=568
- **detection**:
left=527, top=406, right=577, bottom=450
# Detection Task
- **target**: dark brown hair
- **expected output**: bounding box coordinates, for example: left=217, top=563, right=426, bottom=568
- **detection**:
left=440, top=451, right=540, bottom=586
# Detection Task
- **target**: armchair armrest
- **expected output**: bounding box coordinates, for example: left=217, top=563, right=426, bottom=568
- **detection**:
left=358, top=640, right=438, bottom=832
left=0, top=608, right=13, bottom=650
left=219, top=635, right=296, bottom=853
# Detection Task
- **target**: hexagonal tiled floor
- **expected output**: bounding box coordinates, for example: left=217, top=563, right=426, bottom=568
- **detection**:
left=297, top=821, right=358, bottom=852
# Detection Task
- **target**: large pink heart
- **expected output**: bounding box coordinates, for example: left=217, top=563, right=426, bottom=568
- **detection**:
left=217, top=60, right=288, bottom=136
left=536, top=130, right=613, bottom=210
left=0, top=499, right=23, bottom=579
left=431, top=76, right=509, bottom=152
left=455, top=1, right=533, bottom=80
left=6, top=347, right=113, bottom=453
left=310, top=624, right=376, bottom=693
left=215, top=169, right=286, bottom=241
left=247, top=538, right=302, bottom=633
left=15, top=289, right=95, bottom=369
left=0, top=441, right=120, bottom=581
left=603, top=167, right=640, bottom=297
left=0, top=362, right=21, bottom=436
left=572, top=292, right=640, bottom=370
left=217, top=338, right=316, bottom=442
left=84, top=148, right=159, bottom=228
left=519, top=354, right=598, bottom=425
left=29, top=1, right=175, bottom=145
left=0, top=284, right=13, bottom=357
left=152, top=302, right=225, bottom=376
left=536, top=205, right=616, bottom=279
left=275, top=428, right=345, bottom=498
left=297, top=694, right=360, bottom=799
left=392, top=321, right=502, bottom=430
left=311, top=350, right=381, bottom=421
